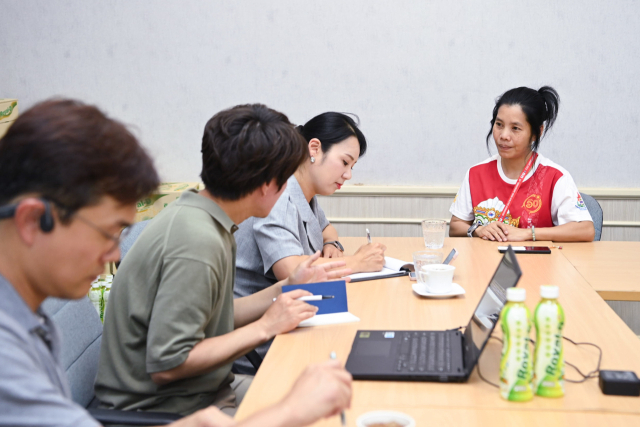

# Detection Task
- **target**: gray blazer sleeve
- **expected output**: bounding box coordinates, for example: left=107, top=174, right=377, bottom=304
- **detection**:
left=254, top=196, right=307, bottom=273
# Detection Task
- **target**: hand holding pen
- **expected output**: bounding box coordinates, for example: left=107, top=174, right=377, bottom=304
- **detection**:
left=278, top=358, right=352, bottom=426
left=261, top=289, right=318, bottom=337
left=354, top=229, right=387, bottom=272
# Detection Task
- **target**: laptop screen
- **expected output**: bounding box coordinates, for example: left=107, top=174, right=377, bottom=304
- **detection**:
left=461, top=246, right=522, bottom=372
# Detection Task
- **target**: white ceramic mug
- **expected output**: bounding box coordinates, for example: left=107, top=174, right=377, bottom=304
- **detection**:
left=418, top=264, right=455, bottom=294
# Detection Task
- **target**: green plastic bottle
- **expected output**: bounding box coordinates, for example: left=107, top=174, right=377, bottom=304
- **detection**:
left=103, top=280, right=113, bottom=321
left=533, top=285, right=565, bottom=397
left=499, top=287, right=533, bottom=401
left=88, top=279, right=103, bottom=320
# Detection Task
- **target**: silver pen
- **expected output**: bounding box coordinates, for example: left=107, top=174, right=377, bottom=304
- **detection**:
left=366, top=228, right=372, bottom=244
left=272, top=295, right=334, bottom=302
left=329, top=351, right=346, bottom=426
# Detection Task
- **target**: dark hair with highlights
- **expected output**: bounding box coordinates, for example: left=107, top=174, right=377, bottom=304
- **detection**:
left=0, top=99, right=159, bottom=221
left=296, top=112, right=367, bottom=158
left=200, top=104, right=308, bottom=200
left=486, top=86, right=560, bottom=154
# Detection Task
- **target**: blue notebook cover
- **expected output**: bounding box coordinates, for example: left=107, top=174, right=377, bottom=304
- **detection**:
left=281, top=280, right=348, bottom=315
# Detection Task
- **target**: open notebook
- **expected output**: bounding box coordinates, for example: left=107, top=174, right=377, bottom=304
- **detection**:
left=347, top=257, right=413, bottom=283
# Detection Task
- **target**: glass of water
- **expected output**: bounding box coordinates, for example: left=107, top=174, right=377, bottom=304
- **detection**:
left=412, top=250, right=444, bottom=282
left=421, top=219, right=446, bottom=249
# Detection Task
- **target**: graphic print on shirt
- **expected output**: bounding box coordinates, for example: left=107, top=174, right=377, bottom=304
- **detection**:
left=575, top=192, right=588, bottom=211
left=469, top=158, right=559, bottom=229
left=473, top=197, right=520, bottom=227
left=519, top=164, right=548, bottom=228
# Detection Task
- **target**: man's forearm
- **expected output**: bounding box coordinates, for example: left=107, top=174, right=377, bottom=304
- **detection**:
left=234, top=283, right=284, bottom=328
left=150, top=322, right=268, bottom=385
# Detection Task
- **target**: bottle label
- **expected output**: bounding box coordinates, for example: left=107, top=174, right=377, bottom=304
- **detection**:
left=500, top=303, right=533, bottom=401
left=534, top=301, right=565, bottom=397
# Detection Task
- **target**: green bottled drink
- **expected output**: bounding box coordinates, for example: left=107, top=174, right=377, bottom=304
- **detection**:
left=499, top=287, right=533, bottom=401
left=88, top=279, right=103, bottom=320
left=533, top=285, right=565, bottom=397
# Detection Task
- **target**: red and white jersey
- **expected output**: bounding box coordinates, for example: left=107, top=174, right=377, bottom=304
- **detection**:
left=450, top=154, right=593, bottom=228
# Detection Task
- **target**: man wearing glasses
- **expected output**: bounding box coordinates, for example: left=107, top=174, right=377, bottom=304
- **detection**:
left=0, top=100, right=352, bottom=427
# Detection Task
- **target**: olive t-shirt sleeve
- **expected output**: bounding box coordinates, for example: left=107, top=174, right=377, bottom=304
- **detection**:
left=145, top=257, right=220, bottom=373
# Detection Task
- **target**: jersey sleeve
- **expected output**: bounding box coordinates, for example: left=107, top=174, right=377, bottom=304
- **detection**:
left=449, top=169, right=474, bottom=222
left=550, top=174, right=593, bottom=225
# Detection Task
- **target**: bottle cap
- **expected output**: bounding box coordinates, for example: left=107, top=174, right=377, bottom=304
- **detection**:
left=540, top=285, right=559, bottom=299
left=506, top=287, right=526, bottom=302
left=104, top=281, right=112, bottom=289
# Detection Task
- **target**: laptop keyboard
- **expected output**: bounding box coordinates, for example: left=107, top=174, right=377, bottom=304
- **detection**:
left=396, top=331, right=452, bottom=373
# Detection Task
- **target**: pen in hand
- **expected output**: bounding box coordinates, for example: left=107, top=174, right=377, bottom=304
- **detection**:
left=272, top=295, right=334, bottom=302
left=366, top=228, right=372, bottom=244
left=330, top=351, right=346, bottom=426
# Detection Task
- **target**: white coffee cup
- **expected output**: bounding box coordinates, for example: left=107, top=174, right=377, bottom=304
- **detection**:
left=418, top=264, right=455, bottom=294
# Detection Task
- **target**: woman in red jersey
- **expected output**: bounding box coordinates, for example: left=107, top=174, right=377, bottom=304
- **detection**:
left=449, top=86, right=595, bottom=242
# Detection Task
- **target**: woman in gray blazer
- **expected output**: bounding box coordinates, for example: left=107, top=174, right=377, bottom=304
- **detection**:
left=233, top=112, right=386, bottom=374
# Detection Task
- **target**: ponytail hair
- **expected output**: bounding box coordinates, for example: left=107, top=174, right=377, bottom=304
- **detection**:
left=297, top=112, right=367, bottom=157
left=486, top=86, right=560, bottom=153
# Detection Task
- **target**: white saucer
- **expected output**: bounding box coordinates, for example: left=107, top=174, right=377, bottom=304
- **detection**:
left=412, top=282, right=466, bottom=299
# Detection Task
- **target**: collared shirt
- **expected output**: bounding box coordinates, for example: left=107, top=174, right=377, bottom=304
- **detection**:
left=234, top=175, right=330, bottom=298
left=95, top=190, right=238, bottom=415
left=0, top=274, right=99, bottom=427
left=232, top=175, right=330, bottom=374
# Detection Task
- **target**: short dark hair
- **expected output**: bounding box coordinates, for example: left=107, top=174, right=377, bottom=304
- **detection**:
left=486, top=86, right=560, bottom=153
left=296, top=112, right=367, bottom=157
left=0, top=99, right=160, bottom=221
left=200, top=104, right=308, bottom=200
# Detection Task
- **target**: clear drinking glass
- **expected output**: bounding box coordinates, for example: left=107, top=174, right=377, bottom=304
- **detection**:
left=412, top=250, right=444, bottom=281
left=421, top=219, right=446, bottom=249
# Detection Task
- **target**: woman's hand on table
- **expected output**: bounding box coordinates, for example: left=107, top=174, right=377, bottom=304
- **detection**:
left=475, top=222, right=510, bottom=242
left=501, top=226, right=533, bottom=242
left=353, top=243, right=386, bottom=272
left=476, top=222, right=532, bottom=242
left=322, top=243, right=344, bottom=258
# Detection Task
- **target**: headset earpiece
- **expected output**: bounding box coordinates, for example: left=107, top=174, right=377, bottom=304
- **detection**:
left=39, top=200, right=55, bottom=233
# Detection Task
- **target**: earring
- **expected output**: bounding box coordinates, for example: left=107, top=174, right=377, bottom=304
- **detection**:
left=310, top=157, right=315, bottom=163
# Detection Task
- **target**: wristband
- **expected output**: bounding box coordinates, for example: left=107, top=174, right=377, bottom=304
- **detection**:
left=531, top=225, right=536, bottom=241
left=323, top=241, right=344, bottom=251
left=467, top=221, right=481, bottom=238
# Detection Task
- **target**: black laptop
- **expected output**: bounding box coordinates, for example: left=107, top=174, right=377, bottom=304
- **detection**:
left=345, top=245, right=522, bottom=382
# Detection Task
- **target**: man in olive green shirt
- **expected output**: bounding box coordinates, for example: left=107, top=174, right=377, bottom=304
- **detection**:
left=96, top=104, right=350, bottom=416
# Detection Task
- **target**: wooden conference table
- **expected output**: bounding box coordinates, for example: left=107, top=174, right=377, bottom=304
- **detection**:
left=235, top=238, right=640, bottom=426
left=560, top=241, right=640, bottom=301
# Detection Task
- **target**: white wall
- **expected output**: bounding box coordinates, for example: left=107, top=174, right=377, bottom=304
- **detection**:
left=1, top=0, right=639, bottom=187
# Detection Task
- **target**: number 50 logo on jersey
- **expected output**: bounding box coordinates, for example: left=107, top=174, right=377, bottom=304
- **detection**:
left=522, top=194, right=542, bottom=214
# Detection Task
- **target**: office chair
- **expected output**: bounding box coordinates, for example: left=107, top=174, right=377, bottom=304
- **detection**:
left=42, top=297, right=182, bottom=426
left=580, top=193, right=603, bottom=241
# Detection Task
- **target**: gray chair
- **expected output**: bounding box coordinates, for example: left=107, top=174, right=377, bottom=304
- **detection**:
left=42, top=297, right=181, bottom=426
left=118, top=220, right=151, bottom=264
left=580, top=193, right=603, bottom=241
